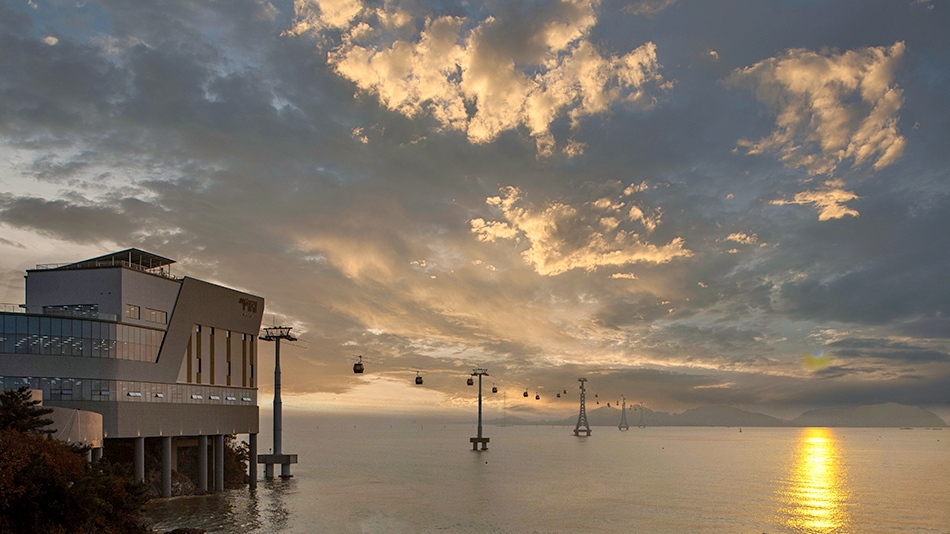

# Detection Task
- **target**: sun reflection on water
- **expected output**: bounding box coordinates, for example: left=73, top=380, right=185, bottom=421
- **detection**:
left=780, top=427, right=850, bottom=532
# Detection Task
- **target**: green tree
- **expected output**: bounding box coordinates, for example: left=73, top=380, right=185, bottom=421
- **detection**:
left=0, top=386, right=53, bottom=435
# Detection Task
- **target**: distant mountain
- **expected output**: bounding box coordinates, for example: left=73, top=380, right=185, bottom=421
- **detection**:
left=792, top=402, right=948, bottom=427
left=533, top=404, right=786, bottom=427
left=664, top=405, right=787, bottom=426
left=488, top=402, right=947, bottom=428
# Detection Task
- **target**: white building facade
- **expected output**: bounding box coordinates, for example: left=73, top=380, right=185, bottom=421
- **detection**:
left=0, top=249, right=264, bottom=496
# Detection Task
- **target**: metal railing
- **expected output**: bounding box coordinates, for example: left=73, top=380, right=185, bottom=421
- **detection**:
left=0, top=303, right=25, bottom=313
left=33, top=259, right=181, bottom=280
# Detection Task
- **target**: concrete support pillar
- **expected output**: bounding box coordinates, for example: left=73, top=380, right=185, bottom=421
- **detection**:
left=214, top=434, right=225, bottom=493
left=249, top=433, right=258, bottom=491
left=281, top=461, right=291, bottom=478
left=161, top=436, right=172, bottom=498
left=198, top=435, right=208, bottom=493
left=91, top=447, right=103, bottom=462
left=133, top=437, right=145, bottom=483
left=264, top=462, right=274, bottom=479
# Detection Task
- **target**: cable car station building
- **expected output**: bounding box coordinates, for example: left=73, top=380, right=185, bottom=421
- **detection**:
left=0, top=249, right=263, bottom=496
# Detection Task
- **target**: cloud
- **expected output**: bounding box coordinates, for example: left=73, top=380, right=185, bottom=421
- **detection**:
left=289, top=0, right=667, bottom=156
left=728, top=42, right=906, bottom=176
left=770, top=178, right=859, bottom=220
left=609, top=272, right=638, bottom=280
left=470, top=185, right=691, bottom=276
left=622, top=0, right=678, bottom=17
left=725, top=232, right=757, bottom=245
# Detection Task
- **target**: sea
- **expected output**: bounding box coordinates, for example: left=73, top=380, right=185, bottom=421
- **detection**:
left=144, top=413, right=950, bottom=533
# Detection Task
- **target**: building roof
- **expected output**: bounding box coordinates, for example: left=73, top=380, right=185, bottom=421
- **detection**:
left=29, top=248, right=178, bottom=278
left=60, top=248, right=176, bottom=270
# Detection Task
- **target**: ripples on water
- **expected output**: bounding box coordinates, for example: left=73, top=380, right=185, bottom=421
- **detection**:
left=145, top=417, right=950, bottom=533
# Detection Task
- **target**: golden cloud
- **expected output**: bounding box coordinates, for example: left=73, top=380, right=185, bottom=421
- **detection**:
left=770, top=179, right=860, bottom=221
left=289, top=0, right=666, bottom=156
left=729, top=42, right=906, bottom=176
left=471, top=186, right=691, bottom=276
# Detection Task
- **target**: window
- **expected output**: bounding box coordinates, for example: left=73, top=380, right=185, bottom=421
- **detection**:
left=145, top=308, right=167, bottom=324
left=125, top=304, right=140, bottom=320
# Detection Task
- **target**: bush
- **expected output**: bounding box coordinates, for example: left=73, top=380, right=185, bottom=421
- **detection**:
left=0, top=388, right=150, bottom=533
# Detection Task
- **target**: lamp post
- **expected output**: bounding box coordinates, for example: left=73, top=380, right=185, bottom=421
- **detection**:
left=469, top=368, right=490, bottom=451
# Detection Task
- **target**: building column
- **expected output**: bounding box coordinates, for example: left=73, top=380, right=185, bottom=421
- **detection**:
left=161, top=436, right=172, bottom=498
left=134, top=437, right=145, bottom=483
left=198, top=435, right=208, bottom=493
left=249, top=433, right=258, bottom=491
left=91, top=447, right=103, bottom=462
left=214, top=434, right=225, bottom=493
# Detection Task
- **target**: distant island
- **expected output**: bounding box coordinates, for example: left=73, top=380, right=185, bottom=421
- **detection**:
left=488, top=402, right=948, bottom=428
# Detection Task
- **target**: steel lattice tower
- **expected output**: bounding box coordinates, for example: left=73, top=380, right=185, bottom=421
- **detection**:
left=618, top=395, right=629, bottom=431
left=573, top=377, right=591, bottom=437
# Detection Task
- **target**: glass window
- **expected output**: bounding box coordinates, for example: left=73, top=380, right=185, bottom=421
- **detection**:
left=28, top=316, right=39, bottom=335
left=40, top=317, right=51, bottom=336
left=51, top=318, right=61, bottom=337
left=91, top=322, right=100, bottom=340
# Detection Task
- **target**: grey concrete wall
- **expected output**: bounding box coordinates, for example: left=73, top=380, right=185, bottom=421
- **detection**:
left=45, top=400, right=259, bottom=438
left=26, top=268, right=124, bottom=317
left=119, top=269, right=181, bottom=330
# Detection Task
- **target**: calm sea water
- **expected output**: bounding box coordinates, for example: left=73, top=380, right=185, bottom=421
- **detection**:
left=145, top=414, right=950, bottom=533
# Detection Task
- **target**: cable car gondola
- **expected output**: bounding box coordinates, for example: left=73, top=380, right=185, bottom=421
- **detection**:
left=414, top=371, right=423, bottom=385
left=523, top=389, right=529, bottom=397
left=467, top=377, right=474, bottom=386
left=353, top=355, right=364, bottom=374
left=556, top=392, right=561, bottom=398
left=535, top=393, right=540, bottom=400
left=563, top=389, right=568, bottom=394
left=491, top=384, right=498, bottom=393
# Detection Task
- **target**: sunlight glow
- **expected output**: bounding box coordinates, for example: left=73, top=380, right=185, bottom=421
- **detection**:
left=780, top=428, right=850, bottom=532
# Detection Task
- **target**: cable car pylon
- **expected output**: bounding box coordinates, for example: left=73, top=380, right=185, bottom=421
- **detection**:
left=618, top=395, right=629, bottom=431
left=469, top=368, right=490, bottom=451
left=573, top=378, right=591, bottom=437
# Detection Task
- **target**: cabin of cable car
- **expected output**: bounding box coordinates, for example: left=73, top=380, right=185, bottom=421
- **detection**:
left=466, top=377, right=474, bottom=386
left=353, top=355, right=364, bottom=374
left=414, top=372, right=423, bottom=385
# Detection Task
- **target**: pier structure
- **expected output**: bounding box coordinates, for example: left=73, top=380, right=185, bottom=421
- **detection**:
left=573, top=378, right=591, bottom=437
left=469, top=368, right=490, bottom=451
left=257, top=326, right=298, bottom=478
left=619, top=395, right=629, bottom=431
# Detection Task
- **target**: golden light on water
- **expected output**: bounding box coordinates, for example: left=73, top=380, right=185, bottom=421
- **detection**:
left=780, top=427, right=850, bottom=532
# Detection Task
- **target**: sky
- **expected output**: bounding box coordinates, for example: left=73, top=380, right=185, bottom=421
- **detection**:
left=1, top=0, right=949, bottom=420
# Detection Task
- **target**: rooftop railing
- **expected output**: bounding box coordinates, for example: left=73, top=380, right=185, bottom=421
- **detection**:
left=33, top=259, right=181, bottom=280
